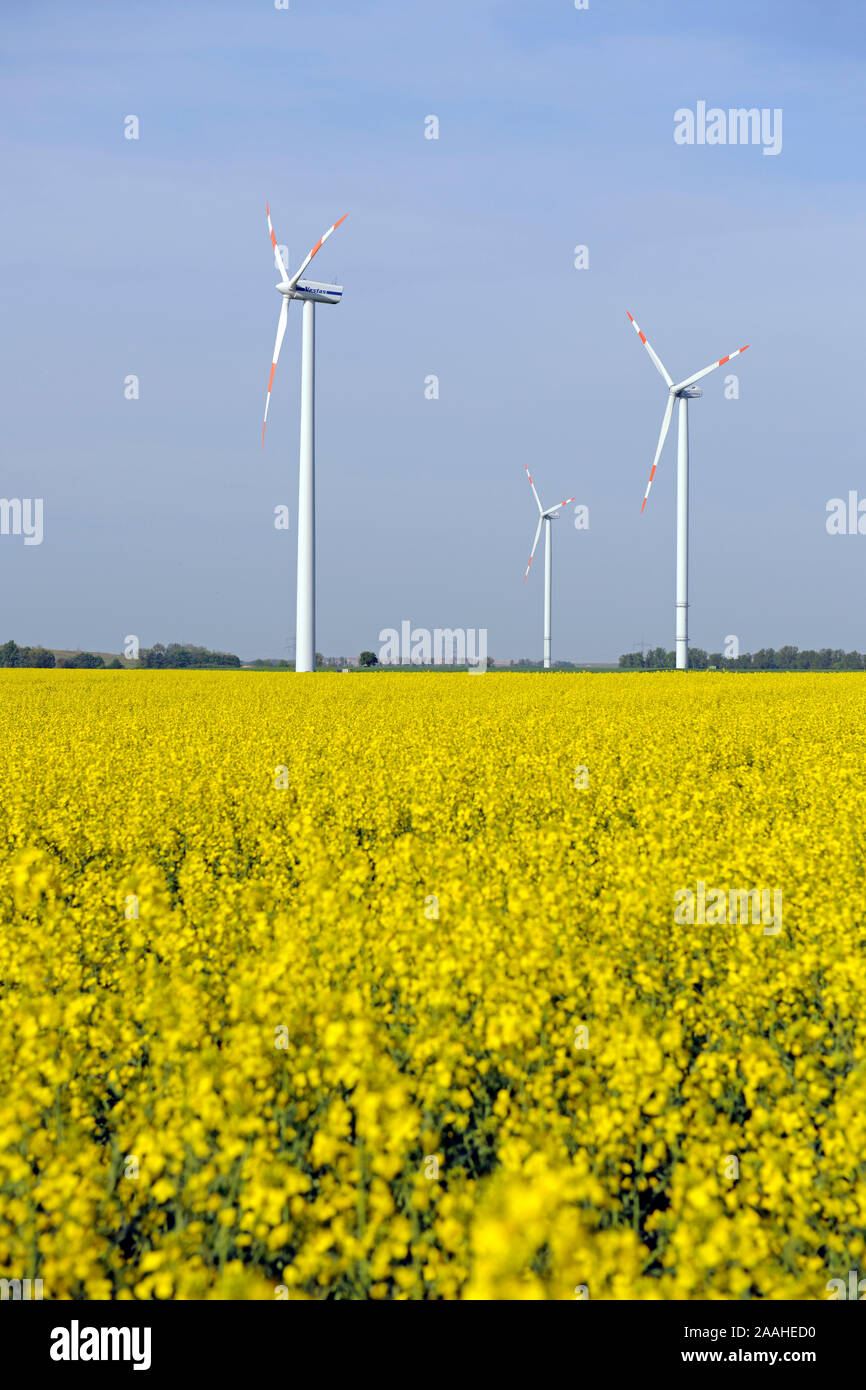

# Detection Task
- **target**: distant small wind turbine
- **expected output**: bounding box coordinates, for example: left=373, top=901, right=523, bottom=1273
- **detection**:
left=262, top=204, right=348, bottom=673
left=523, top=466, right=575, bottom=670
left=627, top=311, right=749, bottom=671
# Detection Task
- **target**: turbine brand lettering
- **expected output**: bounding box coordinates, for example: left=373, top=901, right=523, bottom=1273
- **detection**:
left=674, top=102, right=783, bottom=156
left=49, top=1320, right=152, bottom=1371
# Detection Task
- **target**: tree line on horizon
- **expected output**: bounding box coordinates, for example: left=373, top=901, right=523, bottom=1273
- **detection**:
left=140, top=643, right=241, bottom=669
left=6, top=636, right=865, bottom=674
left=619, top=645, right=866, bottom=671
left=0, top=642, right=124, bottom=668
left=0, top=640, right=356, bottom=671
left=0, top=640, right=242, bottom=670
left=0, top=641, right=57, bottom=667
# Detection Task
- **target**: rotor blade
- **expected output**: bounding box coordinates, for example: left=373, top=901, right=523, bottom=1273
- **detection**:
left=523, top=517, right=544, bottom=582
left=641, top=393, right=675, bottom=513
left=266, top=203, right=289, bottom=282
left=524, top=465, right=543, bottom=514
left=627, top=311, right=674, bottom=388
left=288, top=214, right=348, bottom=289
left=262, top=297, right=290, bottom=447
left=675, top=344, right=750, bottom=392
left=545, top=496, right=576, bottom=516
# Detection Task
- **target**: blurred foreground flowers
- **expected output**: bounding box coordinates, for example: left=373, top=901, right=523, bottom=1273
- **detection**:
left=0, top=670, right=863, bottom=1300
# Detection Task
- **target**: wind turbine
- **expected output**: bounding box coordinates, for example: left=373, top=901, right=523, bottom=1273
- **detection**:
left=523, top=466, right=575, bottom=669
left=627, top=312, right=749, bottom=671
left=262, top=204, right=348, bottom=673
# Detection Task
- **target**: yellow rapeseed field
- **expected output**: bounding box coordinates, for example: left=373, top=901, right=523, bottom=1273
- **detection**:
left=1, top=670, right=864, bottom=1300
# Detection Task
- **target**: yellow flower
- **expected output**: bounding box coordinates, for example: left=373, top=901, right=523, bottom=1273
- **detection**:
left=0, top=669, right=861, bottom=1301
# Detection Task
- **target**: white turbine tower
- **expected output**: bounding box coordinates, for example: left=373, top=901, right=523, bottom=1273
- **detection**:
left=522, top=466, right=575, bottom=670
left=262, top=204, right=348, bottom=673
left=627, top=312, right=749, bottom=671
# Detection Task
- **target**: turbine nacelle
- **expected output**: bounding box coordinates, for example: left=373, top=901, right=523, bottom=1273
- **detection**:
left=522, top=466, right=576, bottom=581
left=627, top=311, right=749, bottom=513
left=262, top=205, right=348, bottom=447
left=276, top=279, right=344, bottom=304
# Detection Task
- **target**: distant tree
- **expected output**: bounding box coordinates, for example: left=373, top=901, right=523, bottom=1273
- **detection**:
left=29, top=647, right=55, bottom=668
left=359, top=651, right=378, bottom=667
left=752, top=648, right=777, bottom=670
left=621, top=643, right=866, bottom=672
left=56, top=659, right=73, bottom=669
left=140, top=642, right=240, bottom=669
left=108, top=657, right=123, bottom=669
left=70, top=652, right=105, bottom=668
left=0, top=642, right=54, bottom=667
left=644, top=647, right=675, bottom=670
left=141, top=643, right=168, bottom=669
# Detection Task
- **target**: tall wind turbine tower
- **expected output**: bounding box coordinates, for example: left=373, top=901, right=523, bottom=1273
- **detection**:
left=262, top=205, right=348, bottom=673
left=523, top=467, right=575, bottom=669
left=627, top=312, right=749, bottom=671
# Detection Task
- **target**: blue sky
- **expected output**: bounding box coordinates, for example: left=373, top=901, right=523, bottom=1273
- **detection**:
left=2, top=0, right=865, bottom=661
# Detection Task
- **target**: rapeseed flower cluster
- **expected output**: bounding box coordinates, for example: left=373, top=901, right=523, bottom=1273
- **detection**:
left=0, top=670, right=864, bottom=1299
